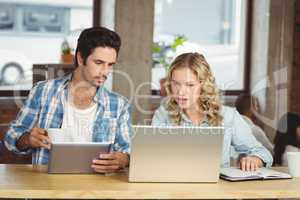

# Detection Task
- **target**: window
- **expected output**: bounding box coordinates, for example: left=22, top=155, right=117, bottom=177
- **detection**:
left=152, top=0, right=249, bottom=94
left=0, top=1, right=93, bottom=96
left=0, top=4, right=15, bottom=31
left=22, top=6, right=67, bottom=34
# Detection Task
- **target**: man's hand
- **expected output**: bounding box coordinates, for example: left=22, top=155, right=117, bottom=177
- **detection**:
left=239, top=155, right=263, bottom=171
left=17, top=127, right=51, bottom=151
left=91, top=152, right=129, bottom=173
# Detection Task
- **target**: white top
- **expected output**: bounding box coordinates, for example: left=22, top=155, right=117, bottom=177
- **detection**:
left=242, top=116, right=274, bottom=154
left=61, top=99, right=97, bottom=142
left=282, top=145, right=300, bottom=166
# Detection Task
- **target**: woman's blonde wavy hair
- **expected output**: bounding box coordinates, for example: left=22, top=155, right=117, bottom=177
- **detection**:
left=164, top=52, right=223, bottom=126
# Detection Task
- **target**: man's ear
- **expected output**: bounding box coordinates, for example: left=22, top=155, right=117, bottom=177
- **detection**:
left=76, top=52, right=84, bottom=66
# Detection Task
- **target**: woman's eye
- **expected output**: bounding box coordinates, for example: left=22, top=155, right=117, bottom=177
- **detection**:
left=171, top=81, right=179, bottom=86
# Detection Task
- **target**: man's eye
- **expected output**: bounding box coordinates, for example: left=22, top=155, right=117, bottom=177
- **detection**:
left=95, top=61, right=103, bottom=65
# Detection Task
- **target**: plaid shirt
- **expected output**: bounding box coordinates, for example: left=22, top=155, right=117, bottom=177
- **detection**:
left=4, top=74, right=132, bottom=164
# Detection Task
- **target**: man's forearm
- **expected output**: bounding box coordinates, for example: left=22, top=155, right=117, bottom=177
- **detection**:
left=16, top=132, right=31, bottom=151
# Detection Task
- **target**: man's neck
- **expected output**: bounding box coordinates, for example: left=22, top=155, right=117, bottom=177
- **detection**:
left=72, top=68, right=97, bottom=92
left=68, top=69, right=97, bottom=109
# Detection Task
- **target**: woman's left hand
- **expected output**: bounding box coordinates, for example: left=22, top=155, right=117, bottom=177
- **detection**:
left=239, top=155, right=263, bottom=171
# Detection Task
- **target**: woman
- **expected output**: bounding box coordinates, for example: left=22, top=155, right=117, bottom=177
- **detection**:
left=152, top=52, right=273, bottom=171
left=273, top=113, right=300, bottom=166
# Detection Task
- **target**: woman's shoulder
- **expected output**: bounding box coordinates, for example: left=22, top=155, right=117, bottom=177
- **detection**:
left=220, top=105, right=236, bottom=114
left=153, top=103, right=169, bottom=118
left=220, top=105, right=238, bottom=123
left=151, top=101, right=171, bottom=125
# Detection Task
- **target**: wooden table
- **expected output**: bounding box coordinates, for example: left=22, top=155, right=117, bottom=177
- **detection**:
left=0, top=164, right=299, bottom=199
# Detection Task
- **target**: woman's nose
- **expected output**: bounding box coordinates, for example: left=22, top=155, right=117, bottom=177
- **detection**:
left=178, top=86, right=186, bottom=95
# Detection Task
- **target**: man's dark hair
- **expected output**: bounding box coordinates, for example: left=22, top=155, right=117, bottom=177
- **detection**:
left=235, top=93, right=252, bottom=115
left=74, top=26, right=121, bottom=67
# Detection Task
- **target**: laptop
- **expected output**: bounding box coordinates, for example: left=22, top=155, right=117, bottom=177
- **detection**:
left=48, top=142, right=111, bottom=174
left=129, top=126, right=224, bottom=183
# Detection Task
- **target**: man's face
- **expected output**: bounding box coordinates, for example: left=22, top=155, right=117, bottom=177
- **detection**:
left=77, top=47, right=117, bottom=87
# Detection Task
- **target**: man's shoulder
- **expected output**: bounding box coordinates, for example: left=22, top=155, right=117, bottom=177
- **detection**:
left=33, top=75, right=69, bottom=90
left=102, top=87, right=130, bottom=108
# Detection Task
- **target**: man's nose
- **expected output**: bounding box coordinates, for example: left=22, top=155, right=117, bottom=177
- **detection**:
left=100, top=64, right=112, bottom=75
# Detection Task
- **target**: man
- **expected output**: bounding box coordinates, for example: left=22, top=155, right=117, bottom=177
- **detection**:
left=235, top=93, right=274, bottom=154
left=4, top=27, right=132, bottom=173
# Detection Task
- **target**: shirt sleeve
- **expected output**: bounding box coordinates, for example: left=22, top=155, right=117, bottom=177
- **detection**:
left=230, top=109, right=273, bottom=167
left=113, top=102, right=133, bottom=154
left=252, top=125, right=274, bottom=155
left=4, top=83, right=43, bottom=155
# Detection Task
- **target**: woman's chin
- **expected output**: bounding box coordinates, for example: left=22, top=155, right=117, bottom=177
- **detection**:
left=177, top=102, right=191, bottom=110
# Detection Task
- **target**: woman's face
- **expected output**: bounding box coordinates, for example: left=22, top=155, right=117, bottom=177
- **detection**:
left=170, top=67, right=202, bottom=110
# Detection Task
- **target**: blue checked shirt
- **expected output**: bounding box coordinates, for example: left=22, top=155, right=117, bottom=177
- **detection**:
left=4, top=74, right=132, bottom=164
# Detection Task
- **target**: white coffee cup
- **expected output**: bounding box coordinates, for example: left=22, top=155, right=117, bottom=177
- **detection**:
left=287, top=152, right=300, bottom=177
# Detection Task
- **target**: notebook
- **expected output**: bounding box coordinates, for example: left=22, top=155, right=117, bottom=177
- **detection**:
left=220, top=167, right=292, bottom=181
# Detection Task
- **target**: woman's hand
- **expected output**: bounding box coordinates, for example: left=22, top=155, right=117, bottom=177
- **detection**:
left=239, top=155, right=263, bottom=171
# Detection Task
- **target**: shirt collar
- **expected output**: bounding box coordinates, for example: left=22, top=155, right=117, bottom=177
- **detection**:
left=179, top=110, right=209, bottom=126
left=162, top=97, right=209, bottom=126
